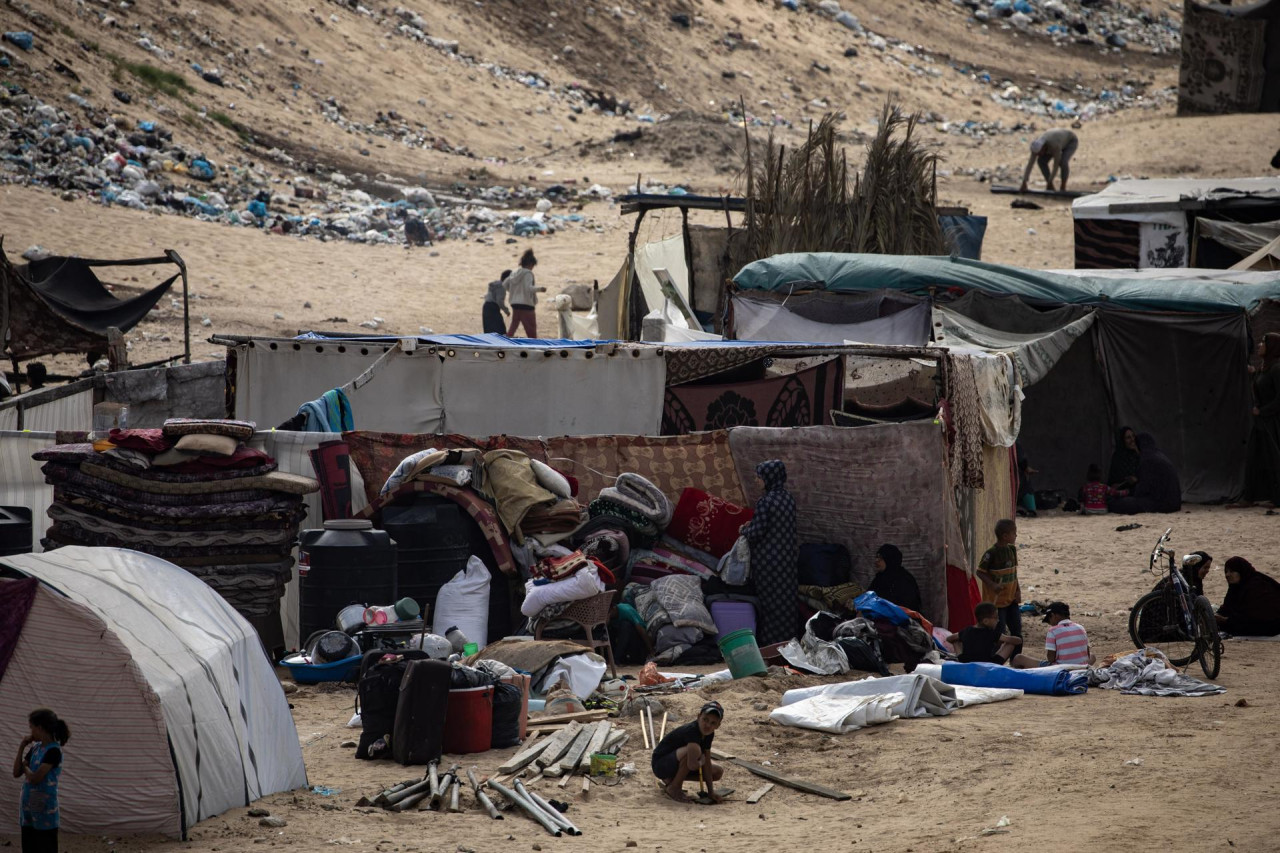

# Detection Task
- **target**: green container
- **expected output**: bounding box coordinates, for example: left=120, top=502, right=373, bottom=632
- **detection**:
left=718, top=628, right=767, bottom=679
left=394, top=597, right=421, bottom=621
left=463, top=642, right=479, bottom=656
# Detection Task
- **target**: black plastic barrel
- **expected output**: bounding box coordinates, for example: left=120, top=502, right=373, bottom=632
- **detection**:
left=298, top=519, right=397, bottom=642
left=0, top=507, right=33, bottom=557
left=381, top=495, right=471, bottom=625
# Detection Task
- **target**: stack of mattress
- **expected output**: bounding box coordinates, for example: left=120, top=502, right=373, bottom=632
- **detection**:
left=33, top=418, right=318, bottom=620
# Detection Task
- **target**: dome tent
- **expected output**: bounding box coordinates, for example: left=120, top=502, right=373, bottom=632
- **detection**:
left=0, top=546, right=306, bottom=839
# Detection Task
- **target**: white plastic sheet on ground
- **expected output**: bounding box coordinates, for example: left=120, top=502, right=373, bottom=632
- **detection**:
left=781, top=674, right=963, bottom=719
left=540, top=652, right=607, bottom=699
left=769, top=691, right=903, bottom=734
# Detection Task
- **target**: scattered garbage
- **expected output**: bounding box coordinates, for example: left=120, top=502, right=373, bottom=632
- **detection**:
left=2, top=31, right=34, bottom=51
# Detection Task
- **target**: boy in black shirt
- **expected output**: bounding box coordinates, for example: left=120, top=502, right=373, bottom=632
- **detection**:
left=651, top=701, right=724, bottom=803
left=948, top=603, right=1037, bottom=667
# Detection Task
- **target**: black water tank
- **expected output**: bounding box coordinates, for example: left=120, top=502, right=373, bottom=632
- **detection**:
left=298, top=519, right=397, bottom=642
left=0, top=507, right=33, bottom=557
left=381, top=495, right=471, bottom=624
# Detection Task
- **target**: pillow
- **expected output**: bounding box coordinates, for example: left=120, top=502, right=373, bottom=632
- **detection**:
left=530, top=459, right=571, bottom=499
left=665, top=487, right=754, bottom=558
left=162, top=418, right=256, bottom=440
left=174, top=433, right=239, bottom=457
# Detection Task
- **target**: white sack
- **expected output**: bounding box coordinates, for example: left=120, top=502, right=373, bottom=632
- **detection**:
left=781, top=674, right=962, bottom=719
left=540, top=653, right=607, bottom=699
left=521, top=565, right=606, bottom=617
left=434, top=555, right=491, bottom=649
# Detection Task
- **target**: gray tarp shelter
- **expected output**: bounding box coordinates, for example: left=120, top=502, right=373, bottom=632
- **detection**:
left=733, top=253, right=1280, bottom=502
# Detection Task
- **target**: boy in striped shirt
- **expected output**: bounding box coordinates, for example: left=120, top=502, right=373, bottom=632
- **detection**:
left=1041, top=602, right=1094, bottom=666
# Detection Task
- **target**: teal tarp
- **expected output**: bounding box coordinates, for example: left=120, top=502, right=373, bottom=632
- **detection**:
left=732, top=254, right=1280, bottom=314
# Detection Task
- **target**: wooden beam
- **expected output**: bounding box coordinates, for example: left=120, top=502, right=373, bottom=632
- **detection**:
left=746, top=783, right=775, bottom=804
left=532, top=721, right=584, bottom=771
left=545, top=723, right=598, bottom=778
left=495, top=735, right=550, bottom=776
left=728, top=759, right=850, bottom=801
left=527, top=710, right=610, bottom=726
left=574, top=723, right=613, bottom=775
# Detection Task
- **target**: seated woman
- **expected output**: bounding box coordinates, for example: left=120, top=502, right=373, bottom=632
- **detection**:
left=1108, top=426, right=1141, bottom=493
left=1108, top=433, right=1181, bottom=514
left=652, top=701, right=724, bottom=803
left=1217, top=557, right=1280, bottom=637
left=866, top=543, right=922, bottom=612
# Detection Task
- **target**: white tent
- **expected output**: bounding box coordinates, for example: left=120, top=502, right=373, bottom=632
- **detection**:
left=0, top=547, right=306, bottom=838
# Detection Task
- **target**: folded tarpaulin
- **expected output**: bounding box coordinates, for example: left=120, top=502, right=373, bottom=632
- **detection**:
left=769, top=691, right=903, bottom=734
left=780, top=673, right=962, bottom=718
left=933, top=661, right=1088, bottom=695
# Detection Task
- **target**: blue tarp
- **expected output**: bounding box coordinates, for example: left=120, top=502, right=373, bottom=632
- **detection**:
left=854, top=591, right=911, bottom=625
left=939, top=662, right=1089, bottom=696
left=732, top=254, right=1280, bottom=314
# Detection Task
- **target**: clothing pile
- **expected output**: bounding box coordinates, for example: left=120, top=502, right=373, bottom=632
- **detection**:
left=33, top=418, right=317, bottom=620
left=586, top=472, right=673, bottom=550
left=1089, top=650, right=1225, bottom=697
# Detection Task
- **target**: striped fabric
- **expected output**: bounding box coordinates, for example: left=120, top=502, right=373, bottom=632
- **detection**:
left=0, top=582, right=180, bottom=837
left=0, top=431, right=57, bottom=550
left=1045, top=619, right=1090, bottom=665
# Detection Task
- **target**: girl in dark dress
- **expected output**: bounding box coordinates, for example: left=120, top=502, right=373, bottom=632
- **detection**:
left=1216, top=556, right=1280, bottom=637
left=740, top=460, right=798, bottom=646
left=1238, top=333, right=1280, bottom=508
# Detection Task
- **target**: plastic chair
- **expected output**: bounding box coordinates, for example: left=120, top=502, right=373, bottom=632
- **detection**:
left=532, top=590, right=618, bottom=677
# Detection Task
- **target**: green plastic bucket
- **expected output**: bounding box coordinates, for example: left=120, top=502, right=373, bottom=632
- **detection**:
left=718, top=628, right=767, bottom=679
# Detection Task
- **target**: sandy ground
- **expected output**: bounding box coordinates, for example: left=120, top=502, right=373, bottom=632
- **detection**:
left=8, top=505, right=1278, bottom=853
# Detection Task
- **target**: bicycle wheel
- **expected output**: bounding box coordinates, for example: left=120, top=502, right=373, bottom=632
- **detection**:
left=1128, top=588, right=1197, bottom=666
left=1194, top=595, right=1221, bottom=680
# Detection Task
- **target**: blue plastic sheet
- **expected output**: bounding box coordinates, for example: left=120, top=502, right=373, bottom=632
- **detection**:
left=853, top=591, right=910, bottom=626
left=939, top=662, right=1088, bottom=695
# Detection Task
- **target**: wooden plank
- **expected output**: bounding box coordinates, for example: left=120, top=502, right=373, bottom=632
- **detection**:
left=545, top=723, right=599, bottom=778
left=710, top=748, right=736, bottom=761
left=989, top=184, right=1089, bottom=199
left=746, top=783, right=775, bottom=804
left=527, top=710, right=610, bottom=726
left=581, top=776, right=591, bottom=796
left=495, top=734, right=550, bottom=776
left=574, top=723, right=613, bottom=775
left=604, top=733, right=629, bottom=756
left=729, top=759, right=850, bottom=801
left=602, top=729, right=627, bottom=752
left=531, top=721, right=584, bottom=771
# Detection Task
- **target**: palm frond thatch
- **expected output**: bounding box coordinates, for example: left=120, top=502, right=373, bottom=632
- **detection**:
left=741, top=102, right=946, bottom=262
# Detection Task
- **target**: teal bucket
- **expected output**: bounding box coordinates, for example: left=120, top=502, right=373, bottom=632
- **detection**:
left=718, top=628, right=767, bottom=679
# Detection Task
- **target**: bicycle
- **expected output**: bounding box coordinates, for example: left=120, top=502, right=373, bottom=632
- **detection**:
left=1127, top=527, right=1222, bottom=679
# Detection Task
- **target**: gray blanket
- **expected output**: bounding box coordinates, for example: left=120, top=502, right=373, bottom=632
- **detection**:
left=1091, top=651, right=1225, bottom=697
left=650, top=574, right=717, bottom=635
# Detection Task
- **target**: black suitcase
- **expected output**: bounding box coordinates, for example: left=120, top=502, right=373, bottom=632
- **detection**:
left=392, top=658, right=452, bottom=765
left=354, top=650, right=428, bottom=759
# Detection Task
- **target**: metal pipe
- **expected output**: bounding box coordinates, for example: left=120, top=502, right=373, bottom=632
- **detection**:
left=382, top=777, right=433, bottom=807
left=389, top=790, right=432, bottom=812
left=487, top=780, right=561, bottom=837
left=517, top=780, right=581, bottom=836
left=468, top=768, right=503, bottom=820
left=428, top=761, right=440, bottom=797
left=448, top=780, right=461, bottom=813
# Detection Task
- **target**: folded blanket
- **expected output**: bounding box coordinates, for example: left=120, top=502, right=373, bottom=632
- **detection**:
left=162, top=418, right=256, bottom=441
left=81, top=462, right=317, bottom=496
left=105, top=428, right=173, bottom=454
left=482, top=450, right=557, bottom=544
left=42, top=462, right=276, bottom=507
left=48, top=504, right=298, bottom=548
left=630, top=582, right=673, bottom=636
left=521, top=499, right=584, bottom=536
left=520, top=564, right=606, bottom=617
left=597, top=473, right=672, bottom=527
left=34, top=444, right=277, bottom=480
left=54, top=488, right=305, bottom=528
left=650, top=574, right=717, bottom=635
left=588, top=498, right=660, bottom=546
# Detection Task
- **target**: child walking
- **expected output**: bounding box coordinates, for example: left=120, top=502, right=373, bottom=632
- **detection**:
left=12, top=708, right=70, bottom=853
left=977, top=519, right=1022, bottom=646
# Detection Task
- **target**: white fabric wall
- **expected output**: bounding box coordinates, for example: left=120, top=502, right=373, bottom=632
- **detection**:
left=2, top=548, right=307, bottom=833
left=234, top=343, right=445, bottom=432
left=634, top=234, right=691, bottom=314
left=438, top=347, right=666, bottom=436
left=732, top=296, right=931, bottom=345
left=0, top=388, right=94, bottom=432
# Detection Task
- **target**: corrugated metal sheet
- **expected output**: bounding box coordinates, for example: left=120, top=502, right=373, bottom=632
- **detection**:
left=0, top=388, right=95, bottom=432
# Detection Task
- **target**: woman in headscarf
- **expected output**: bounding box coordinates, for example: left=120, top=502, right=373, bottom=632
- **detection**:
left=1107, top=426, right=1141, bottom=493
left=1107, top=433, right=1181, bottom=514
left=1235, top=333, right=1280, bottom=508
left=740, top=460, right=798, bottom=646
left=867, top=543, right=922, bottom=612
left=1216, top=557, right=1280, bottom=637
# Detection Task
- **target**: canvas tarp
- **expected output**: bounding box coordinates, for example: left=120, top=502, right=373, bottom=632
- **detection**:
left=0, top=547, right=306, bottom=836
left=1095, top=310, right=1252, bottom=502
left=732, top=253, right=1280, bottom=313
left=731, top=294, right=931, bottom=346
left=728, top=423, right=951, bottom=626
left=933, top=304, right=1097, bottom=386
left=1073, top=177, right=1280, bottom=222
